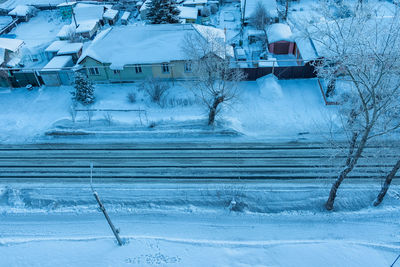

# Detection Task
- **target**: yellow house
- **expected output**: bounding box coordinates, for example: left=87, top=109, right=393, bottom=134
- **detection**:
left=77, top=24, right=230, bottom=82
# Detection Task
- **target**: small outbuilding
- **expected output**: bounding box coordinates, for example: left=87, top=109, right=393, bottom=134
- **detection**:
left=267, top=23, right=296, bottom=55
left=76, top=20, right=99, bottom=39
left=8, top=5, right=37, bottom=22
left=40, top=56, right=74, bottom=86
left=45, top=40, right=69, bottom=60
left=103, top=9, right=119, bottom=25
left=56, top=42, right=83, bottom=63
left=178, top=6, right=198, bottom=23
left=121, top=11, right=131, bottom=25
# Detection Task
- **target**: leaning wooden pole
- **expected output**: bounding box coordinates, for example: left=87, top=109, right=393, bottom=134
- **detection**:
left=90, top=163, right=123, bottom=246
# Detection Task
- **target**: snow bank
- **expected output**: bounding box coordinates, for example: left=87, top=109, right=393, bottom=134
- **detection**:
left=257, top=74, right=283, bottom=100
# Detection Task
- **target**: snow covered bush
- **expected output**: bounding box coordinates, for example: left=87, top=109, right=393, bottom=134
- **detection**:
left=141, top=78, right=170, bottom=106
left=72, top=73, right=95, bottom=105
left=127, top=92, right=137, bottom=103
left=146, top=0, right=181, bottom=24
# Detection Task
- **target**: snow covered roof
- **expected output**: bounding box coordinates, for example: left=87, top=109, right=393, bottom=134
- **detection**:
left=267, top=23, right=293, bottom=43
left=42, top=55, right=73, bottom=70
left=57, top=42, right=83, bottom=55
left=241, top=0, right=277, bottom=20
left=76, top=20, right=98, bottom=34
left=78, top=24, right=232, bottom=69
left=0, top=38, right=24, bottom=52
left=45, top=40, right=69, bottom=53
left=247, top=29, right=264, bottom=36
left=74, top=3, right=104, bottom=24
left=178, top=6, right=198, bottom=20
left=57, top=1, right=76, bottom=7
left=57, top=24, right=76, bottom=39
left=294, top=36, right=317, bottom=62
left=6, top=56, right=21, bottom=67
left=183, top=0, right=208, bottom=5
left=140, top=0, right=150, bottom=12
left=103, top=9, right=118, bottom=20
left=8, top=5, right=37, bottom=17
left=121, top=11, right=130, bottom=21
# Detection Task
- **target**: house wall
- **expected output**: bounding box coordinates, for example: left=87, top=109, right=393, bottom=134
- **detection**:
left=80, top=57, right=196, bottom=82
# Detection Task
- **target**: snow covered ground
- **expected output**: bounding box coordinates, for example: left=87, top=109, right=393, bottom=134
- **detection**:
left=0, top=0, right=64, bottom=9
left=0, top=179, right=399, bottom=266
left=0, top=77, right=337, bottom=143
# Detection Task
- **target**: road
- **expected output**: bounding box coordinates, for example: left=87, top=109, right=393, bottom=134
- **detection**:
left=0, top=142, right=398, bottom=180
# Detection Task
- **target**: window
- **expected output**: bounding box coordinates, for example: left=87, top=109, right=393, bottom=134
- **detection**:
left=135, top=65, right=142, bottom=73
left=184, top=62, right=192, bottom=73
left=162, top=63, right=169, bottom=73
left=88, top=67, right=99, bottom=75
left=113, top=70, right=120, bottom=74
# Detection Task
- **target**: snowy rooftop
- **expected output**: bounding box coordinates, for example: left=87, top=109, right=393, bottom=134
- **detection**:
left=42, top=55, right=72, bottom=70
left=0, top=48, right=5, bottom=65
left=183, top=0, right=208, bottom=5
left=57, top=24, right=75, bottom=38
left=267, top=23, right=293, bottom=43
left=57, top=1, right=76, bottom=7
left=241, top=0, right=277, bottom=20
left=74, top=3, right=104, bottom=24
left=140, top=0, right=150, bottom=12
left=78, top=24, right=231, bottom=69
left=121, top=11, right=130, bottom=21
left=45, top=40, right=69, bottom=53
left=8, top=5, right=37, bottom=17
left=57, top=42, right=82, bottom=55
left=178, top=6, right=198, bottom=20
left=76, top=20, right=98, bottom=34
left=294, top=36, right=317, bottom=62
left=103, top=9, right=118, bottom=20
left=0, top=38, right=24, bottom=52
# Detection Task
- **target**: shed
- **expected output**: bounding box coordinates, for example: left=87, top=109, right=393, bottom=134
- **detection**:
left=40, top=56, right=74, bottom=86
left=57, top=42, right=83, bottom=63
left=267, top=23, right=296, bottom=55
left=121, top=11, right=131, bottom=25
left=178, top=6, right=198, bottom=23
left=45, top=40, right=69, bottom=60
left=76, top=20, right=99, bottom=39
left=103, top=9, right=119, bottom=25
left=8, top=5, right=37, bottom=22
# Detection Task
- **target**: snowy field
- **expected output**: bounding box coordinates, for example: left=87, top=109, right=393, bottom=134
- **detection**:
left=0, top=77, right=337, bottom=143
left=1, top=179, right=400, bottom=266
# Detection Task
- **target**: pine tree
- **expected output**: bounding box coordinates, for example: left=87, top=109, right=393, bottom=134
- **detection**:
left=146, top=0, right=180, bottom=24
left=72, top=73, right=95, bottom=105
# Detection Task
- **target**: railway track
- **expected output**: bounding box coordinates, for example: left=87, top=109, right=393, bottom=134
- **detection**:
left=0, top=142, right=398, bottom=180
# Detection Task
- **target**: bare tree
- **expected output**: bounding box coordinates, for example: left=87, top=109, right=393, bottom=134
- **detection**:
left=304, top=3, right=400, bottom=210
left=183, top=28, right=246, bottom=125
left=250, top=2, right=270, bottom=45
left=373, top=159, right=400, bottom=206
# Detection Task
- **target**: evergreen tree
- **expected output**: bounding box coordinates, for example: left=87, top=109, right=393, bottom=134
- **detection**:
left=72, top=73, right=95, bottom=105
left=146, top=0, right=180, bottom=24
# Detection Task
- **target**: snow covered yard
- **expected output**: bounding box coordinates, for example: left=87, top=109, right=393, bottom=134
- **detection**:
left=0, top=179, right=399, bottom=266
left=0, top=77, right=337, bottom=143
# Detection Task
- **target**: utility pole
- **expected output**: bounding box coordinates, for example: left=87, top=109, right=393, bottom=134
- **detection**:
left=90, top=163, right=123, bottom=246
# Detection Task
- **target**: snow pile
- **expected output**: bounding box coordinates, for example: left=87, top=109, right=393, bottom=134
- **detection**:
left=257, top=74, right=283, bottom=100
left=267, top=23, right=293, bottom=43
